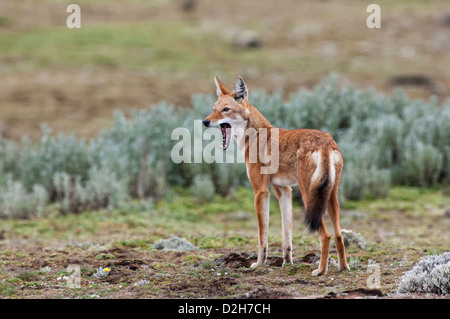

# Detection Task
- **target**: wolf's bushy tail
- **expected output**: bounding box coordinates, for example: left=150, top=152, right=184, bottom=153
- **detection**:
left=304, top=150, right=334, bottom=233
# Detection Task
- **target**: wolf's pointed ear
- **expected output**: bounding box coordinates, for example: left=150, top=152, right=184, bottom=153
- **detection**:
left=214, top=77, right=230, bottom=97
left=233, top=76, right=248, bottom=101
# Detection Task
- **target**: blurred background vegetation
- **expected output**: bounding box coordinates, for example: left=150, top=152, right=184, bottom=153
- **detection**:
left=0, top=0, right=450, bottom=218
left=1, top=0, right=449, bottom=140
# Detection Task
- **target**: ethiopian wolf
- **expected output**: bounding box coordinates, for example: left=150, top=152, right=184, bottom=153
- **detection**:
left=203, top=76, right=349, bottom=276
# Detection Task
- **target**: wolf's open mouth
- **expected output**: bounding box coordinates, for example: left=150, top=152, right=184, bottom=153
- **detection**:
left=220, top=123, right=232, bottom=150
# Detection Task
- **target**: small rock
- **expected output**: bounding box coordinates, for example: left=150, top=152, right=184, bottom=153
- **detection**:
left=179, top=0, right=196, bottom=12
left=445, top=209, right=450, bottom=218
left=387, top=74, right=432, bottom=87
left=153, top=236, right=198, bottom=252
left=233, top=30, right=263, bottom=50
left=437, top=12, right=450, bottom=26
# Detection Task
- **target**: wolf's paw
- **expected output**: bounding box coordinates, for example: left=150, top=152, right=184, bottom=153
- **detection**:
left=311, top=268, right=327, bottom=276
left=250, top=262, right=263, bottom=269
left=338, top=263, right=350, bottom=271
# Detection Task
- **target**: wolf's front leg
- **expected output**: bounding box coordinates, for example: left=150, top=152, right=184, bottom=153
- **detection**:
left=250, top=190, right=270, bottom=268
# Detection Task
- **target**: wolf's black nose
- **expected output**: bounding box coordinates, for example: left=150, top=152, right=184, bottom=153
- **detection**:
left=203, top=120, right=211, bottom=127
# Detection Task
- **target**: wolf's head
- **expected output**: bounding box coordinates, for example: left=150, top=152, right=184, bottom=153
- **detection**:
left=203, top=76, right=250, bottom=150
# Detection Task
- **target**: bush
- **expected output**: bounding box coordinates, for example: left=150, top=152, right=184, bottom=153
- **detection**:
left=53, top=169, right=128, bottom=215
left=0, top=138, right=20, bottom=187
left=16, top=126, right=91, bottom=195
left=0, top=178, right=48, bottom=218
left=189, top=174, right=216, bottom=202
left=397, top=252, right=450, bottom=295
left=90, top=103, right=178, bottom=200
left=400, top=137, right=443, bottom=187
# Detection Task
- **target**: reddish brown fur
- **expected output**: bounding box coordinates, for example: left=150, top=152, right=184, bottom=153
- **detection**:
left=204, top=76, right=349, bottom=276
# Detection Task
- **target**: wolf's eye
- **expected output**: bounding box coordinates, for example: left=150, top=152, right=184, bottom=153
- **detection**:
left=222, top=107, right=230, bottom=112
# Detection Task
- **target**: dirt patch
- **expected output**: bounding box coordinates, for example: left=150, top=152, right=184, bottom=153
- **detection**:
left=0, top=242, right=448, bottom=299
left=215, top=252, right=337, bottom=269
left=244, top=286, right=293, bottom=299
left=103, top=259, right=148, bottom=271
left=324, top=288, right=385, bottom=299
left=216, top=252, right=266, bottom=268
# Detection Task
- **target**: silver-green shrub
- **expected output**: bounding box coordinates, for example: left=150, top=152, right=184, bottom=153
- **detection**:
left=0, top=138, right=20, bottom=187
left=86, top=166, right=129, bottom=209
left=189, top=174, right=216, bottom=202
left=1, top=74, right=450, bottom=217
left=53, top=169, right=128, bottom=214
left=400, top=135, right=443, bottom=187
left=0, top=178, right=48, bottom=218
left=53, top=172, right=87, bottom=214
left=91, top=102, right=178, bottom=200
left=397, top=252, right=450, bottom=295
left=16, top=126, right=91, bottom=194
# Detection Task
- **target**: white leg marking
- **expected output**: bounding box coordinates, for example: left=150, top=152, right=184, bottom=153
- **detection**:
left=279, top=188, right=293, bottom=266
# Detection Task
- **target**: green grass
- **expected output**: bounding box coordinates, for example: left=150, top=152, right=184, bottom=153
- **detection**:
left=1, top=186, right=448, bottom=251
left=17, top=270, right=41, bottom=282
left=158, top=187, right=257, bottom=215
left=0, top=21, right=292, bottom=74
left=0, top=23, right=197, bottom=70
left=343, top=186, right=448, bottom=217
left=0, top=282, right=16, bottom=297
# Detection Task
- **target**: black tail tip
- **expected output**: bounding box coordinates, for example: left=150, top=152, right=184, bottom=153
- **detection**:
left=305, top=212, right=321, bottom=233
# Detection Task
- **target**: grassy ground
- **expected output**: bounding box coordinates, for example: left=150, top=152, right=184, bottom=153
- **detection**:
left=1, top=0, right=450, bottom=140
left=0, top=186, right=449, bottom=299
